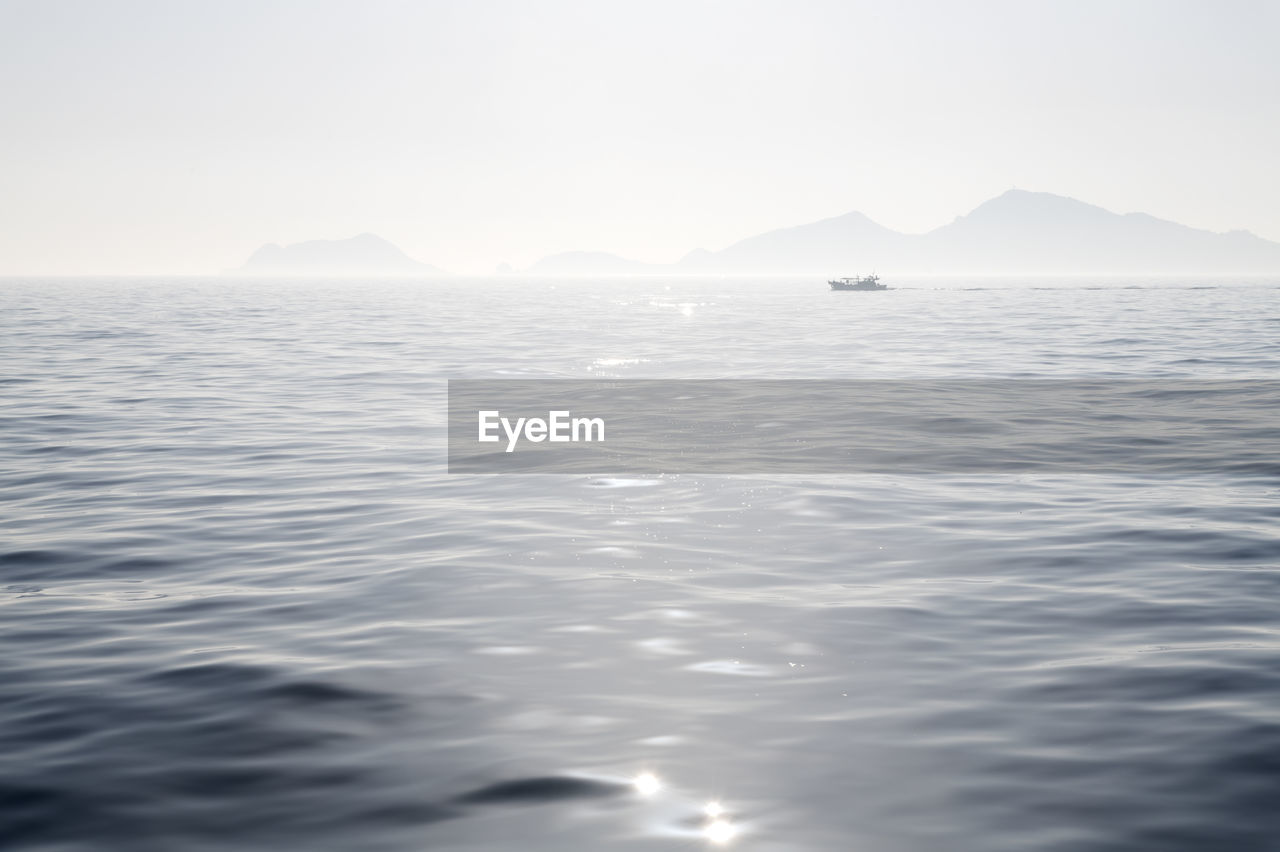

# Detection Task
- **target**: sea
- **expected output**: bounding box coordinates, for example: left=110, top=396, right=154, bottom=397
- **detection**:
left=2, top=276, right=1279, bottom=851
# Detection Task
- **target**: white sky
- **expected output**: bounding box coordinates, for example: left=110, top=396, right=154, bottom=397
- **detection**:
left=1, top=0, right=1277, bottom=274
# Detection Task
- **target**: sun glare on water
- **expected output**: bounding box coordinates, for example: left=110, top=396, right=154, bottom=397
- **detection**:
left=705, top=818, right=737, bottom=845
left=633, top=772, right=661, bottom=796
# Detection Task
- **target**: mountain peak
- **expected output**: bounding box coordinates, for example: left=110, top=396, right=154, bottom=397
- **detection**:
left=652, top=190, right=1280, bottom=274
left=235, top=234, right=442, bottom=277
left=959, top=189, right=1114, bottom=225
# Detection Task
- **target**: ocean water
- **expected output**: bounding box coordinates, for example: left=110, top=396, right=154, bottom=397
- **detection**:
left=2, top=276, right=1280, bottom=852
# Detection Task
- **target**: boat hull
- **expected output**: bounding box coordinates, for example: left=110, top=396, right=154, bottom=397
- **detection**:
left=829, top=281, right=888, bottom=291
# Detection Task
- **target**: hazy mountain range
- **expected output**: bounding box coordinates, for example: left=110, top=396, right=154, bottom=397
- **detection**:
left=533, top=190, right=1280, bottom=275
left=234, top=233, right=443, bottom=277
left=236, top=191, right=1280, bottom=277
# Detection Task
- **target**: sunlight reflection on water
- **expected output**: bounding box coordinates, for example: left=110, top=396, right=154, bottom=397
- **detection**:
left=3, top=277, right=1280, bottom=851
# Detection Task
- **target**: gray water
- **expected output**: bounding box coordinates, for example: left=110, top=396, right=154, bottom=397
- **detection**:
left=3, top=276, right=1280, bottom=851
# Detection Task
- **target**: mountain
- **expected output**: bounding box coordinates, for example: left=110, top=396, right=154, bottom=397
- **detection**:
left=529, top=190, right=1280, bottom=275
left=679, top=210, right=908, bottom=273
left=913, top=190, right=1280, bottom=274
left=235, top=233, right=443, bottom=277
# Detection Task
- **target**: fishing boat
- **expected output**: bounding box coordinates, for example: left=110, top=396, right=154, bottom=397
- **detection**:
left=829, top=274, right=887, bottom=291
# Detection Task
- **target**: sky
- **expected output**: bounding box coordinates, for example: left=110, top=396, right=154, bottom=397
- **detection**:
left=1, top=0, right=1277, bottom=274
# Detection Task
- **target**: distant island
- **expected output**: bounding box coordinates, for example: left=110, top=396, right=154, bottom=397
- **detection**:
left=526, top=251, right=656, bottom=275
left=231, top=193, right=1280, bottom=278
left=233, top=233, right=443, bottom=277
left=529, top=190, right=1280, bottom=276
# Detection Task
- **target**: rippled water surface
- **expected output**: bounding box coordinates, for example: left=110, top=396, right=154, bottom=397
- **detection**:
left=3, top=276, right=1280, bottom=851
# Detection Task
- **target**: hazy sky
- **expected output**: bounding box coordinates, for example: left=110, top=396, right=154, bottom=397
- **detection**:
left=2, top=0, right=1277, bottom=274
